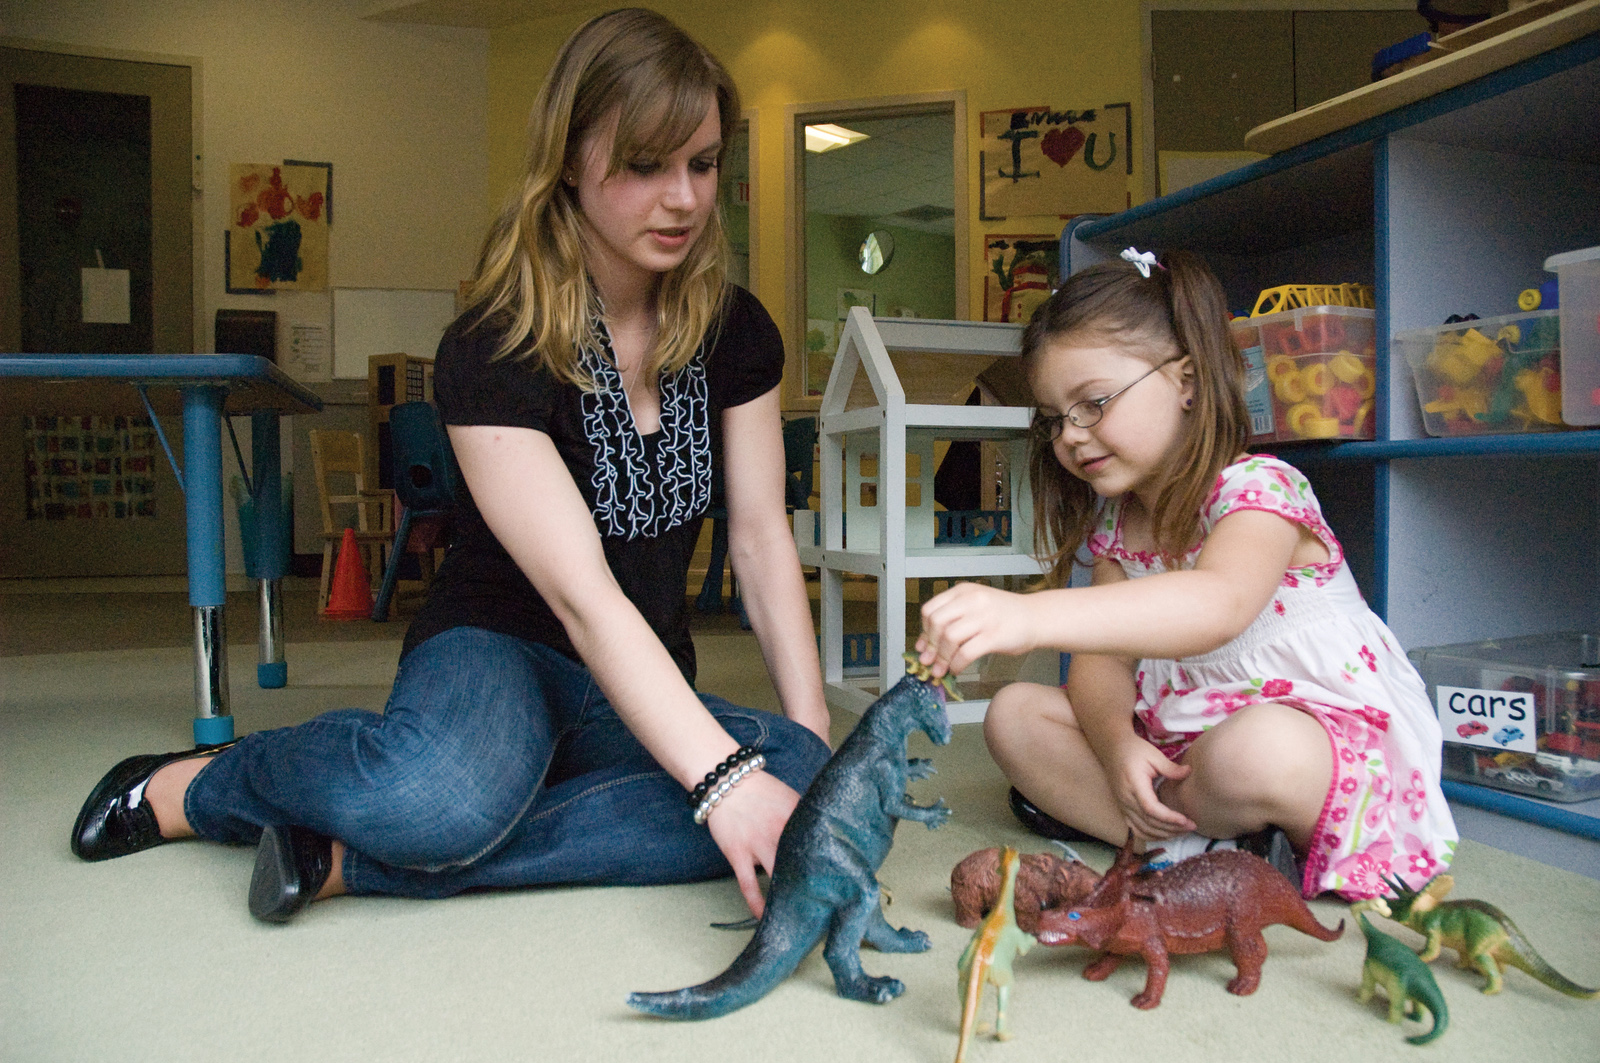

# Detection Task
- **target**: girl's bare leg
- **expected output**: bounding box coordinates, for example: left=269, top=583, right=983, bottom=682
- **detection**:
left=983, top=681, right=1130, bottom=845
left=1158, top=702, right=1332, bottom=848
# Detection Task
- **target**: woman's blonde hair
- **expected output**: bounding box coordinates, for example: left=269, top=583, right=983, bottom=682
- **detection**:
left=464, top=8, right=739, bottom=386
left=1021, top=249, right=1249, bottom=586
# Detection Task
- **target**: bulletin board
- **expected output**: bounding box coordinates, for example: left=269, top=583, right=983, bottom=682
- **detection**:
left=331, top=288, right=457, bottom=379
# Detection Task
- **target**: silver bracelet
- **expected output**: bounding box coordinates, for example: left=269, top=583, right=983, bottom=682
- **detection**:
left=693, top=753, right=766, bottom=825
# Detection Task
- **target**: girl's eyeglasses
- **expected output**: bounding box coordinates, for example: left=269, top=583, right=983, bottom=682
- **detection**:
left=1030, top=358, right=1180, bottom=441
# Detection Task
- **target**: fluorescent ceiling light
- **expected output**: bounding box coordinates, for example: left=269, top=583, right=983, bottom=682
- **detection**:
left=805, top=123, right=870, bottom=153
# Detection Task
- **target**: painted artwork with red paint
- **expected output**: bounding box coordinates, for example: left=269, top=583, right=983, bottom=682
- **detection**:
left=228, top=162, right=329, bottom=292
left=980, top=103, right=1131, bottom=219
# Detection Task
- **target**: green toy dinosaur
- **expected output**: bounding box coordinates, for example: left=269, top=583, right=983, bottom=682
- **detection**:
left=1383, top=874, right=1600, bottom=999
left=955, top=845, right=1035, bottom=1063
left=1351, top=898, right=1448, bottom=1046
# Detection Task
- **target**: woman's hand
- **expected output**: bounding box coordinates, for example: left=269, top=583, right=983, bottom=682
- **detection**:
left=1102, top=733, right=1195, bottom=842
left=705, top=770, right=802, bottom=919
left=915, top=581, right=1034, bottom=678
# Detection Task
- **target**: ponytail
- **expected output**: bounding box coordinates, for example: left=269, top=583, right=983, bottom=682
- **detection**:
left=1020, top=249, right=1248, bottom=584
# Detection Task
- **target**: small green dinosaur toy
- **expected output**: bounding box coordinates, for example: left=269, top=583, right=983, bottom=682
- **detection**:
left=955, top=845, right=1035, bottom=1063
left=1383, top=874, right=1600, bottom=999
left=1351, top=898, right=1448, bottom=1045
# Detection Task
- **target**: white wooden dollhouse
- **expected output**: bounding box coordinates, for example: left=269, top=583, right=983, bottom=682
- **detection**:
left=792, top=307, right=1047, bottom=724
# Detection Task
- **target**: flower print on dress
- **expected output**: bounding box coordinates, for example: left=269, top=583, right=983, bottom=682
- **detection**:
left=1359, top=645, right=1378, bottom=672
left=1261, top=678, right=1294, bottom=698
left=1401, top=834, right=1438, bottom=881
left=1273, top=599, right=1286, bottom=616
left=1332, top=840, right=1394, bottom=897
left=1401, top=769, right=1429, bottom=822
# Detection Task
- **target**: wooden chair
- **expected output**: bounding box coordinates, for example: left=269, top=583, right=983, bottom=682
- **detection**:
left=309, top=429, right=393, bottom=616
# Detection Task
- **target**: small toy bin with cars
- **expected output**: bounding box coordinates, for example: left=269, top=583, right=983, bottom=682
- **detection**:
left=1408, top=632, right=1600, bottom=802
left=1232, top=285, right=1377, bottom=444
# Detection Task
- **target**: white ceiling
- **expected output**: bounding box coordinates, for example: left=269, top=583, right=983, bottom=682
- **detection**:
left=805, top=112, right=955, bottom=233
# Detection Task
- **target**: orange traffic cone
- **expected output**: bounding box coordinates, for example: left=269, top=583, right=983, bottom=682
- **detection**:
left=323, top=527, right=374, bottom=620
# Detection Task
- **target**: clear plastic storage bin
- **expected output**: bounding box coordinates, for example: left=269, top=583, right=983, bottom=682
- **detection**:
left=1394, top=310, right=1566, bottom=436
left=1232, top=306, right=1376, bottom=443
left=1408, top=632, right=1600, bottom=802
left=1546, top=245, right=1600, bottom=426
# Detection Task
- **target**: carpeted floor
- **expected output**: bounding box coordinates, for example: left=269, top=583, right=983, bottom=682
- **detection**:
left=4, top=582, right=1600, bottom=1061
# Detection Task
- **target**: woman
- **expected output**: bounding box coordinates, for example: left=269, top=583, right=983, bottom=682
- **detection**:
left=71, top=7, right=832, bottom=923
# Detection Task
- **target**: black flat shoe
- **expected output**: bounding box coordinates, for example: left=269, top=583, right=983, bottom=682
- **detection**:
left=250, top=824, right=334, bottom=924
left=1238, top=825, right=1304, bottom=890
left=1008, top=786, right=1096, bottom=844
left=71, top=743, right=234, bottom=862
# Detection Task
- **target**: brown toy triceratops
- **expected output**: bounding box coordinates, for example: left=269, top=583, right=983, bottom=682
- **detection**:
left=951, top=847, right=1102, bottom=935
left=1035, top=833, right=1343, bottom=1009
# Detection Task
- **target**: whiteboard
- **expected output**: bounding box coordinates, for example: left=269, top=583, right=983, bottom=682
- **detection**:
left=331, top=287, right=457, bottom=379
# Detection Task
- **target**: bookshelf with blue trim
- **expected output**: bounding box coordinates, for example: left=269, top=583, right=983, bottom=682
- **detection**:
left=1059, top=31, right=1600, bottom=846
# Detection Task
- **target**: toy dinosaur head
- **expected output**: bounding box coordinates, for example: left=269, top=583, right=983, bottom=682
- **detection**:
left=1350, top=896, right=1392, bottom=919
left=897, top=654, right=955, bottom=746
left=1035, top=899, right=1124, bottom=948
left=1381, top=873, right=1450, bottom=920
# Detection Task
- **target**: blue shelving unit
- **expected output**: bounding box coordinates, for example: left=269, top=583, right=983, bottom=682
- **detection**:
left=1062, top=31, right=1600, bottom=834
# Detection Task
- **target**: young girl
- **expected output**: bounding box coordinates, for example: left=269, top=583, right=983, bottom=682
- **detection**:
left=71, top=9, right=831, bottom=922
left=915, top=249, right=1456, bottom=899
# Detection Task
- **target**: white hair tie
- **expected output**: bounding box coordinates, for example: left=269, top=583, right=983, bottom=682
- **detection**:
left=1120, top=247, right=1161, bottom=278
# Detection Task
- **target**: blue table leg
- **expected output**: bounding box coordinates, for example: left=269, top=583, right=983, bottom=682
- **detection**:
left=184, top=386, right=234, bottom=747
left=250, top=409, right=288, bottom=689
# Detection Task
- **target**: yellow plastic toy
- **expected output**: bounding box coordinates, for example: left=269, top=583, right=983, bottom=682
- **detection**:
left=1250, top=283, right=1375, bottom=317
left=1515, top=367, right=1563, bottom=424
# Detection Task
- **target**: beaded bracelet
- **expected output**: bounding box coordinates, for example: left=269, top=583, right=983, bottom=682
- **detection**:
left=693, top=753, right=766, bottom=826
left=688, top=745, right=759, bottom=810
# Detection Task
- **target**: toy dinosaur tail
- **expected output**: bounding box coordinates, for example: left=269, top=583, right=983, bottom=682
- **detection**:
left=1482, top=902, right=1600, bottom=999
left=1405, top=998, right=1449, bottom=1046
left=626, top=902, right=832, bottom=1020
left=1285, top=901, right=1344, bottom=943
left=954, top=953, right=984, bottom=1063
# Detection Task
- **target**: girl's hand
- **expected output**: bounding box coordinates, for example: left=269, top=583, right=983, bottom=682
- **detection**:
left=1103, top=735, right=1195, bottom=841
left=704, top=769, right=802, bottom=919
left=915, top=581, right=1034, bottom=678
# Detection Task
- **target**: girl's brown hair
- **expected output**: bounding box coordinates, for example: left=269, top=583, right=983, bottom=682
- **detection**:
left=463, top=8, right=739, bottom=386
left=1021, top=250, right=1248, bottom=586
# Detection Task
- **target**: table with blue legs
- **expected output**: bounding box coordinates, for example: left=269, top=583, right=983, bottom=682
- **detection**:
left=0, top=354, right=324, bottom=747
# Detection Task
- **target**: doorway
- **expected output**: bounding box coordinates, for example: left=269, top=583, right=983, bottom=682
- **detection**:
left=0, top=46, right=195, bottom=577
left=786, top=94, right=968, bottom=408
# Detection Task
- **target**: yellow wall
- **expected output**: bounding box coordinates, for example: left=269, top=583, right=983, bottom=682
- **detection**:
left=487, top=0, right=1145, bottom=366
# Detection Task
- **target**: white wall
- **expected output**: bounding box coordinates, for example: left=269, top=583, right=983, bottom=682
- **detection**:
left=2, top=0, right=488, bottom=573
left=2, top=0, right=489, bottom=335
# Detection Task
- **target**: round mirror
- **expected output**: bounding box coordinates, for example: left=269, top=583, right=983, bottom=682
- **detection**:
left=859, top=230, right=895, bottom=275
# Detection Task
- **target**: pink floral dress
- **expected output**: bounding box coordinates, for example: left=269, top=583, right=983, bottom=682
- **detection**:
left=1087, top=455, right=1457, bottom=899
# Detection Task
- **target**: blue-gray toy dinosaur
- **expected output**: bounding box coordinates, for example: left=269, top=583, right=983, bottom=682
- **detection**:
left=627, top=657, right=956, bottom=1020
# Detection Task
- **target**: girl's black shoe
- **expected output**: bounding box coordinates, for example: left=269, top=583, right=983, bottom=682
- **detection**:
left=1007, top=787, right=1096, bottom=844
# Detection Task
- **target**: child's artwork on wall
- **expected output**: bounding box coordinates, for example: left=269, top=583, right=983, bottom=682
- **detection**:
left=984, top=235, right=1059, bottom=323
left=227, top=162, right=331, bottom=292
left=804, top=318, right=838, bottom=398
left=979, top=104, right=1131, bottom=219
left=23, top=415, right=158, bottom=520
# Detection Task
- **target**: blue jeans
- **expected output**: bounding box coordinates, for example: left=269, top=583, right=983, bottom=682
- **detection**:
left=185, top=627, right=832, bottom=898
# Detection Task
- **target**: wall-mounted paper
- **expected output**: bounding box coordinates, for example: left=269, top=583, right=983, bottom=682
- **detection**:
left=285, top=322, right=331, bottom=382
left=82, top=268, right=131, bottom=324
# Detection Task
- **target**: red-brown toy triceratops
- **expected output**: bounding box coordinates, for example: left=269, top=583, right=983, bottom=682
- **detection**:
left=951, top=848, right=1102, bottom=935
left=1034, top=833, right=1343, bottom=1009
